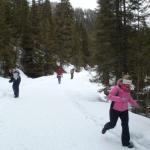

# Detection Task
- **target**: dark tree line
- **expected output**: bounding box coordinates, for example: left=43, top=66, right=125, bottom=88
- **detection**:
left=0, top=0, right=92, bottom=77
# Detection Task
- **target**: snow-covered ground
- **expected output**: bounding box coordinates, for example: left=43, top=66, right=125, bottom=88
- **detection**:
left=0, top=69, right=150, bottom=150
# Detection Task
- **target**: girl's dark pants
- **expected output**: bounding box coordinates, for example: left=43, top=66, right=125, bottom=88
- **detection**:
left=71, top=73, right=74, bottom=79
left=57, top=76, right=61, bottom=84
left=13, top=83, right=20, bottom=97
left=103, top=106, right=130, bottom=146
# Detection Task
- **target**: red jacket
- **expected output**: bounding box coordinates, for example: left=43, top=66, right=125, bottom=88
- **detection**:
left=56, top=67, right=65, bottom=76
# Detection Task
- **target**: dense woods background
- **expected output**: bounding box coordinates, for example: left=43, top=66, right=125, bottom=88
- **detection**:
left=0, top=0, right=150, bottom=115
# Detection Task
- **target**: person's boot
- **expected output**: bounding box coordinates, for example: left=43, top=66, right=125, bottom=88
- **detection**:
left=102, top=127, right=107, bottom=134
left=123, top=142, right=134, bottom=148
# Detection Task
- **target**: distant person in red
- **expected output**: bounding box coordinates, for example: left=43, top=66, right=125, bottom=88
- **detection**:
left=56, top=65, right=65, bottom=84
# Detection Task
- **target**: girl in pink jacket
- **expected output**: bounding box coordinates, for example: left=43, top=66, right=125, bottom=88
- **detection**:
left=102, top=78, right=139, bottom=148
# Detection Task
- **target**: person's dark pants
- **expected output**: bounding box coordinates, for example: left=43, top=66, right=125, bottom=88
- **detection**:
left=71, top=73, right=74, bottom=79
left=57, top=76, right=61, bottom=84
left=103, top=109, right=130, bottom=146
left=13, top=83, right=20, bottom=97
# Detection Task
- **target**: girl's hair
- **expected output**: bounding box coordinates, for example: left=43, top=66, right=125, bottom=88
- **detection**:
left=117, top=78, right=123, bottom=87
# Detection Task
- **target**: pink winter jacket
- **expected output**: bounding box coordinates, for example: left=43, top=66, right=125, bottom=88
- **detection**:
left=108, top=86, right=139, bottom=112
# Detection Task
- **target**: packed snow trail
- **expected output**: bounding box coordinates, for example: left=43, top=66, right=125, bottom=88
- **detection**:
left=0, top=70, right=150, bottom=150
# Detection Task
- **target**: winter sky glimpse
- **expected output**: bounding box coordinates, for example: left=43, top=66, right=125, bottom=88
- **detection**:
left=50, top=0, right=98, bottom=10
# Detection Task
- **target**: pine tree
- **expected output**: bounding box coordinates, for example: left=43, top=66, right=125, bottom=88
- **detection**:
left=127, top=0, right=150, bottom=91
left=21, top=0, right=45, bottom=77
left=40, top=0, right=56, bottom=74
left=72, top=8, right=90, bottom=67
left=94, top=0, right=147, bottom=84
left=95, top=0, right=116, bottom=85
left=54, top=0, right=74, bottom=64
left=0, top=0, right=15, bottom=76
